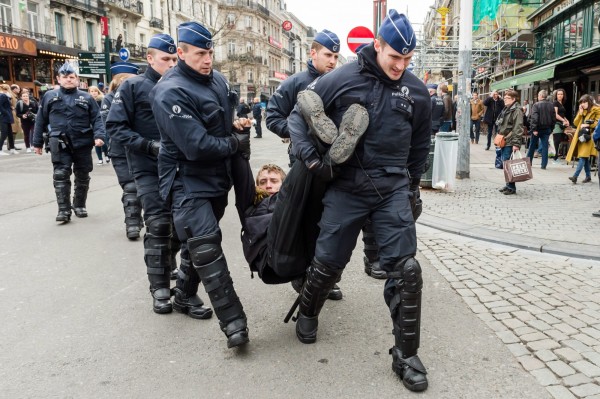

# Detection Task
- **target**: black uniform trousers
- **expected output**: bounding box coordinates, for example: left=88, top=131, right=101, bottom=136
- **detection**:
left=111, top=155, right=135, bottom=189
left=254, top=118, right=262, bottom=137
left=52, top=146, right=93, bottom=181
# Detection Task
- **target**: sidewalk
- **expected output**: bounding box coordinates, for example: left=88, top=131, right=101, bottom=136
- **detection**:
left=419, top=136, right=600, bottom=261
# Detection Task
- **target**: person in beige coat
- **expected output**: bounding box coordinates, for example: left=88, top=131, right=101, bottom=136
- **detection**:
left=566, top=94, right=599, bottom=184
left=470, top=92, right=484, bottom=143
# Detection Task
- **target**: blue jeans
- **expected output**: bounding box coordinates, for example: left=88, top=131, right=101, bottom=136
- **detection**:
left=486, top=123, right=496, bottom=148
left=574, top=157, right=591, bottom=178
left=440, top=121, right=452, bottom=132
left=501, top=146, right=516, bottom=192
left=526, top=128, right=551, bottom=169
left=470, top=120, right=481, bottom=142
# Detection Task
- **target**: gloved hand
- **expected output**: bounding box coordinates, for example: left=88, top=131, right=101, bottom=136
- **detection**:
left=145, top=139, right=160, bottom=157
left=307, top=156, right=338, bottom=182
left=229, top=132, right=251, bottom=160
left=409, top=179, right=422, bottom=221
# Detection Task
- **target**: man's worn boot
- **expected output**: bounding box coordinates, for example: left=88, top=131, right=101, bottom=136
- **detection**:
left=54, top=176, right=72, bottom=223
left=72, top=176, right=90, bottom=218
left=386, top=257, right=428, bottom=392
left=328, top=103, right=369, bottom=164
left=297, top=90, right=338, bottom=144
left=362, top=220, right=386, bottom=279
left=172, top=258, right=213, bottom=319
left=294, top=259, right=343, bottom=344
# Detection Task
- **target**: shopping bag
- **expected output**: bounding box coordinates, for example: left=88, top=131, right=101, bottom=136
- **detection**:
left=495, top=147, right=503, bottom=169
left=503, top=150, right=533, bottom=183
left=548, top=138, right=556, bottom=158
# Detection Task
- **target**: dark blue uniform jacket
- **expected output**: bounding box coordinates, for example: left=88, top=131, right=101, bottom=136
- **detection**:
left=33, top=87, right=105, bottom=149
left=431, top=94, right=444, bottom=132
left=288, top=44, right=431, bottom=193
left=150, top=60, right=238, bottom=200
left=100, top=92, right=126, bottom=158
left=266, top=60, right=320, bottom=139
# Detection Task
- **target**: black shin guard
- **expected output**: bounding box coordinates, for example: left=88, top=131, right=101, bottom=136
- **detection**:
left=53, top=175, right=72, bottom=222
left=387, top=257, right=428, bottom=392
left=144, top=215, right=173, bottom=314
left=122, top=182, right=143, bottom=239
left=188, top=232, right=248, bottom=348
left=295, top=259, right=343, bottom=344
left=73, top=176, right=90, bottom=217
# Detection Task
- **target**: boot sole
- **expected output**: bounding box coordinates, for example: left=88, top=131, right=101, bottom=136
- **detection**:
left=296, top=331, right=317, bottom=344
left=329, top=104, right=369, bottom=164
left=297, top=90, right=338, bottom=144
left=153, top=304, right=173, bottom=314
left=172, top=301, right=213, bottom=320
left=56, top=217, right=71, bottom=223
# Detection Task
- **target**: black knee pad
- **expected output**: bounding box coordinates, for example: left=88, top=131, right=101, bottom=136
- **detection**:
left=187, top=232, right=223, bottom=267
left=123, top=182, right=137, bottom=195
left=384, top=256, right=422, bottom=305
left=145, top=215, right=172, bottom=237
left=53, top=168, right=71, bottom=181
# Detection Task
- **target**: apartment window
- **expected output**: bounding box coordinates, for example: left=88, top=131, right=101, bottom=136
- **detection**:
left=86, top=22, right=95, bottom=50
left=227, top=13, right=235, bottom=27
left=55, top=13, right=65, bottom=44
left=140, top=33, right=146, bottom=46
left=0, top=0, right=12, bottom=31
left=228, top=40, right=236, bottom=55
left=71, top=18, right=81, bottom=47
left=246, top=41, right=252, bottom=52
left=177, top=0, right=182, bottom=12
left=245, top=15, right=252, bottom=29
left=208, top=5, right=213, bottom=26
left=246, top=70, right=253, bottom=82
left=150, top=0, right=154, bottom=18
left=122, top=21, right=129, bottom=44
left=27, top=2, right=39, bottom=33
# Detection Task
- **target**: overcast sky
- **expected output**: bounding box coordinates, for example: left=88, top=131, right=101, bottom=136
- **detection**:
left=285, top=0, right=436, bottom=57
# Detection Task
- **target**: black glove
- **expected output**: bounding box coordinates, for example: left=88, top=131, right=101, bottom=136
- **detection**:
left=409, top=179, right=422, bottom=222
left=307, top=156, right=338, bottom=182
left=144, top=139, right=160, bottom=157
left=229, top=132, right=251, bottom=160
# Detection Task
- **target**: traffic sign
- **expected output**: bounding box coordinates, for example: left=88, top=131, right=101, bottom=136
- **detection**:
left=119, top=47, right=130, bottom=62
left=78, top=52, right=108, bottom=74
left=510, top=47, right=535, bottom=60
left=347, top=26, right=374, bottom=54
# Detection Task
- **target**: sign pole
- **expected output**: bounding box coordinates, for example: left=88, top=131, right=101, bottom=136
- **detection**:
left=104, top=34, right=111, bottom=83
left=456, top=0, right=473, bottom=179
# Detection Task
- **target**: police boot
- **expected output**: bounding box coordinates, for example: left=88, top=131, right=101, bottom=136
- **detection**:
left=295, top=259, right=343, bottom=344
left=53, top=175, right=72, bottom=223
left=144, top=215, right=173, bottom=314
left=122, top=182, right=143, bottom=240
left=386, top=256, right=428, bottom=392
left=172, top=257, right=213, bottom=319
left=170, top=233, right=181, bottom=280
left=291, top=276, right=343, bottom=301
left=72, top=176, right=90, bottom=218
left=362, top=220, right=386, bottom=279
left=297, top=90, right=338, bottom=144
left=189, top=232, right=249, bottom=348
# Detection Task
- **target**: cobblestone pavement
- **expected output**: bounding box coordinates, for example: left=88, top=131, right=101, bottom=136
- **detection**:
left=420, top=142, right=599, bottom=250
left=418, top=225, right=600, bottom=399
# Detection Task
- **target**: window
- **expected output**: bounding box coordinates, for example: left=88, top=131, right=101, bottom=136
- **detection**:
left=71, top=18, right=81, bottom=47
left=228, top=40, right=236, bottom=55
left=55, top=13, right=65, bottom=44
left=14, top=57, right=32, bottom=81
left=245, top=16, right=252, bottom=29
left=86, top=22, right=95, bottom=50
left=122, top=21, right=129, bottom=44
left=177, top=0, right=182, bottom=12
left=208, top=5, right=213, bottom=26
left=35, top=59, right=51, bottom=84
left=0, top=0, right=12, bottom=31
left=140, top=33, right=146, bottom=46
left=227, top=13, right=235, bottom=27
left=246, top=41, right=253, bottom=52
left=27, top=2, right=38, bottom=33
left=247, top=70, right=253, bottom=82
left=150, top=0, right=154, bottom=18
left=0, top=56, right=9, bottom=81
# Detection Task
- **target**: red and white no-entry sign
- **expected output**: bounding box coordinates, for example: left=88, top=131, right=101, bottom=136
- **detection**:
left=347, top=26, right=375, bottom=54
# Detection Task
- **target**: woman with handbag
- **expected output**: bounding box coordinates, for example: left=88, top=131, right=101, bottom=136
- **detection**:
left=566, top=94, right=600, bottom=184
left=552, top=89, right=570, bottom=161
left=496, top=90, right=524, bottom=195
left=15, top=91, right=38, bottom=153
left=0, top=84, right=17, bottom=155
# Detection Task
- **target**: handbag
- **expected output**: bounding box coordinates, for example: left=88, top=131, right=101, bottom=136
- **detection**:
left=493, top=134, right=506, bottom=148
left=503, top=150, right=533, bottom=183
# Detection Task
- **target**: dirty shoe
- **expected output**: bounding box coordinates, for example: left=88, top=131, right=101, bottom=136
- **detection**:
left=328, top=104, right=369, bottom=164
left=297, top=90, right=338, bottom=144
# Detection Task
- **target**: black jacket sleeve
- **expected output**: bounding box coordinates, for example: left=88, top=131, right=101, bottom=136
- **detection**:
left=106, top=81, right=147, bottom=152
left=266, top=79, right=297, bottom=139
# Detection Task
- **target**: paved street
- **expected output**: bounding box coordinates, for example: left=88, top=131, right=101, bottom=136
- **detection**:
left=0, top=127, right=598, bottom=398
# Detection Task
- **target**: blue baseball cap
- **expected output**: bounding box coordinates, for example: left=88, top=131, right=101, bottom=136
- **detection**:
left=426, top=83, right=438, bottom=90
left=178, top=22, right=213, bottom=49
left=379, top=9, right=416, bottom=55
left=314, top=29, right=340, bottom=53
left=58, top=63, right=77, bottom=76
left=148, top=33, right=176, bottom=54
left=110, top=62, right=140, bottom=75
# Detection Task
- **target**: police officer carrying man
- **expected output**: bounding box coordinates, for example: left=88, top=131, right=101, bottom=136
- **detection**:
left=99, top=62, right=144, bottom=240
left=151, top=22, right=251, bottom=349
left=107, top=34, right=195, bottom=315
left=287, top=10, right=431, bottom=392
left=33, top=63, right=106, bottom=222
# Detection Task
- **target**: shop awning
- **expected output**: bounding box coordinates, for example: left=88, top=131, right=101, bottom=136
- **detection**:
left=491, top=63, right=556, bottom=91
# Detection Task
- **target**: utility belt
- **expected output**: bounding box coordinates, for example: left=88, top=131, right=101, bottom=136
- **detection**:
left=48, top=132, right=74, bottom=162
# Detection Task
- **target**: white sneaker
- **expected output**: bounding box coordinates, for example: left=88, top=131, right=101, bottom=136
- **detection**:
left=97, top=160, right=103, bottom=165
left=0, top=151, right=8, bottom=156
left=26, top=147, right=32, bottom=153
left=10, top=149, right=19, bottom=154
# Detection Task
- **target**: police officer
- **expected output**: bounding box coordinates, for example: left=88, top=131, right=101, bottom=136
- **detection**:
left=107, top=35, right=196, bottom=315
left=428, top=84, right=444, bottom=135
left=100, top=62, right=144, bottom=240
left=151, top=22, right=251, bottom=349
left=287, top=10, right=431, bottom=392
left=251, top=97, right=262, bottom=138
left=33, top=63, right=105, bottom=222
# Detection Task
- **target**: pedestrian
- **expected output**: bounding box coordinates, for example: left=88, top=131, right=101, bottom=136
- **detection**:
left=593, top=123, right=600, bottom=217
left=522, top=99, right=530, bottom=118
left=236, top=98, right=250, bottom=118
left=89, top=85, right=110, bottom=165
left=150, top=21, right=251, bottom=348
left=552, top=88, right=570, bottom=162
left=100, top=62, right=144, bottom=240
left=497, top=89, right=524, bottom=195
left=470, top=92, right=484, bottom=144
left=106, top=34, right=184, bottom=314
left=439, top=83, right=452, bottom=132
left=251, top=96, right=262, bottom=138
left=483, top=90, right=505, bottom=150
left=32, top=63, right=106, bottom=221
left=15, top=91, right=38, bottom=153
left=428, top=84, right=444, bottom=135
left=287, top=10, right=431, bottom=391
left=0, top=84, right=17, bottom=155
left=266, top=28, right=340, bottom=167
left=566, top=94, right=599, bottom=184
left=10, top=84, right=22, bottom=146
left=526, top=90, right=555, bottom=170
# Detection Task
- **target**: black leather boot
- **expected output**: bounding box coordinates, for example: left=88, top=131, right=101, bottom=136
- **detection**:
left=72, top=176, right=90, bottom=218
left=144, top=215, right=173, bottom=314
left=189, top=233, right=249, bottom=348
left=122, top=182, right=143, bottom=239
left=172, top=258, right=213, bottom=319
left=295, top=259, right=343, bottom=344
left=54, top=177, right=72, bottom=223
left=362, top=220, right=386, bottom=279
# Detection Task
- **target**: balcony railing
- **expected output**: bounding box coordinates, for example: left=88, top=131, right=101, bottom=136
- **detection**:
left=0, top=24, right=57, bottom=43
left=58, top=39, right=67, bottom=46
left=227, top=53, right=263, bottom=64
left=99, top=0, right=143, bottom=17
left=50, top=0, right=106, bottom=16
left=102, top=38, right=148, bottom=58
left=149, top=17, right=164, bottom=29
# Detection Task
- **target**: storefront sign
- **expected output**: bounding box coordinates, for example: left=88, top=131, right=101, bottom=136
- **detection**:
left=0, top=33, right=36, bottom=56
left=273, top=71, right=288, bottom=80
left=268, top=36, right=282, bottom=49
left=533, top=0, right=582, bottom=28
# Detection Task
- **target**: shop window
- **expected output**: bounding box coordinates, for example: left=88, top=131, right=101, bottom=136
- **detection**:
left=574, top=10, right=583, bottom=51
left=14, top=57, right=33, bottom=82
left=563, top=19, right=571, bottom=55
left=35, top=59, right=51, bottom=84
left=0, top=56, right=9, bottom=82
left=593, top=2, right=600, bottom=47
